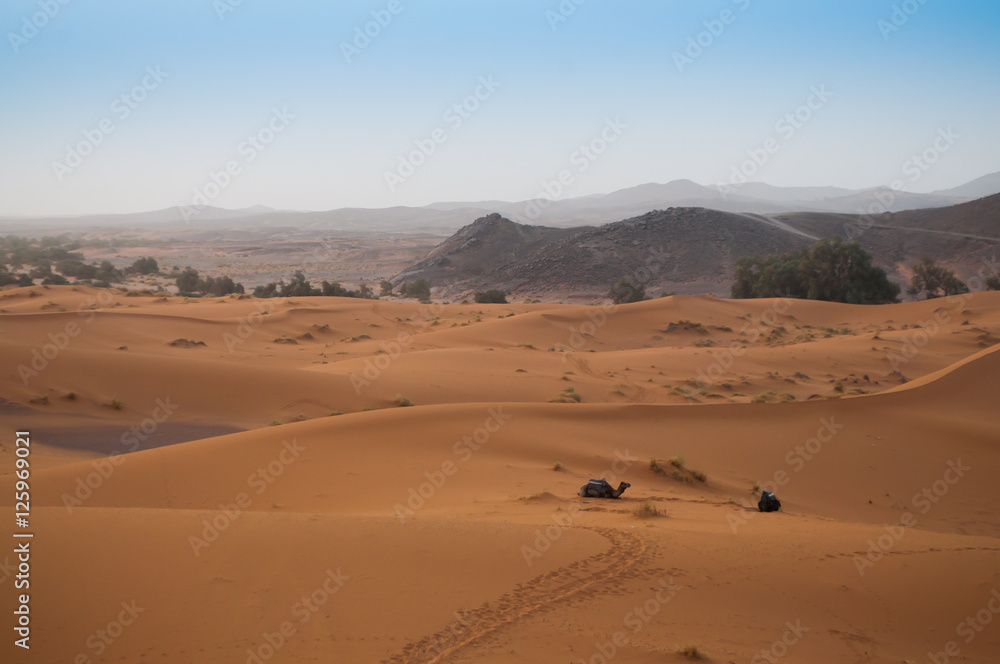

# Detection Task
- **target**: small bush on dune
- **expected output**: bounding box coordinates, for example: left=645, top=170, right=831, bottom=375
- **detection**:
left=669, top=455, right=686, bottom=469
left=649, top=459, right=666, bottom=475
left=679, top=644, right=705, bottom=659
left=552, top=461, right=563, bottom=471
left=394, top=395, right=414, bottom=407
left=633, top=502, right=665, bottom=519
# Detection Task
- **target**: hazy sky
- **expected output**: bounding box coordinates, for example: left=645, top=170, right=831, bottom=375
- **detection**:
left=1, top=0, right=998, bottom=216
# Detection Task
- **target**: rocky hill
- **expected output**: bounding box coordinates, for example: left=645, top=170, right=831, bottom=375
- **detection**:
left=391, top=213, right=587, bottom=287
left=393, top=197, right=1000, bottom=300
left=394, top=208, right=813, bottom=299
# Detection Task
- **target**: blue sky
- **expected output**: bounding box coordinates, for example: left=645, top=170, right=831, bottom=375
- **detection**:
left=1, top=0, right=998, bottom=216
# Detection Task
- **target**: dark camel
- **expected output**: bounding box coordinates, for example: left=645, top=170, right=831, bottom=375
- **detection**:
left=578, top=479, right=631, bottom=499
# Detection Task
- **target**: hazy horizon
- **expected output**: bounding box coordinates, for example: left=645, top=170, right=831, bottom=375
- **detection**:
left=2, top=0, right=999, bottom=217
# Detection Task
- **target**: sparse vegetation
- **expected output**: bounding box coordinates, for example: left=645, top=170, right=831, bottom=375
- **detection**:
left=552, top=461, right=563, bottom=471
left=752, top=391, right=795, bottom=403
left=394, top=394, right=414, bottom=407
left=731, top=236, right=900, bottom=304
left=678, top=644, right=705, bottom=659
left=609, top=275, right=646, bottom=304
left=252, top=270, right=374, bottom=300
left=907, top=257, right=969, bottom=300
left=110, top=397, right=123, bottom=410
left=474, top=289, right=508, bottom=304
left=650, top=459, right=666, bottom=475
left=633, top=502, right=665, bottom=519
left=550, top=387, right=582, bottom=403
left=399, top=279, right=432, bottom=302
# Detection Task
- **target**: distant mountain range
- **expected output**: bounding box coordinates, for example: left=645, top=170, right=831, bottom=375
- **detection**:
left=3, top=171, right=998, bottom=234
left=392, top=194, right=1000, bottom=300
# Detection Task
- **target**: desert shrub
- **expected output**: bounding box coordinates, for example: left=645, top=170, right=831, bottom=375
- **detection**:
left=399, top=279, right=431, bottom=301
left=609, top=276, right=646, bottom=304
left=907, top=257, right=970, bottom=299
left=394, top=395, right=414, bottom=407
left=633, top=502, right=665, bottom=519
left=679, top=644, right=705, bottom=659
left=474, top=289, right=508, bottom=304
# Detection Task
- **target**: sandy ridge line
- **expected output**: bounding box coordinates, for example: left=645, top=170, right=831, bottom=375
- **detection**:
left=382, top=527, right=650, bottom=664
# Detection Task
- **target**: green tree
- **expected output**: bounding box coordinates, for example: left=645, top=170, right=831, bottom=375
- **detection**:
left=907, top=257, right=970, bottom=299
left=176, top=267, right=201, bottom=295
left=609, top=276, right=646, bottom=304
left=280, top=270, right=319, bottom=297
left=400, top=279, right=431, bottom=302
left=474, top=289, right=508, bottom=304
left=129, top=257, right=159, bottom=275
left=380, top=280, right=394, bottom=297
left=987, top=275, right=1000, bottom=291
left=95, top=261, right=123, bottom=284
left=731, top=237, right=900, bottom=304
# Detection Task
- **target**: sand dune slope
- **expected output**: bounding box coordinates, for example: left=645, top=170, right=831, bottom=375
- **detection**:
left=1, top=287, right=999, bottom=663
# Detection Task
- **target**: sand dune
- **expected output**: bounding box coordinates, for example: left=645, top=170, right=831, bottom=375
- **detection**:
left=1, top=285, right=999, bottom=663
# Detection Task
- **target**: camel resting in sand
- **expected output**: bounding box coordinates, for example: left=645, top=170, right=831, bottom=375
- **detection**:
left=578, top=478, right=631, bottom=499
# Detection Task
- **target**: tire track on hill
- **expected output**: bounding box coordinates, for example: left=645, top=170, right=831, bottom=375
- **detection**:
left=382, top=527, right=650, bottom=664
